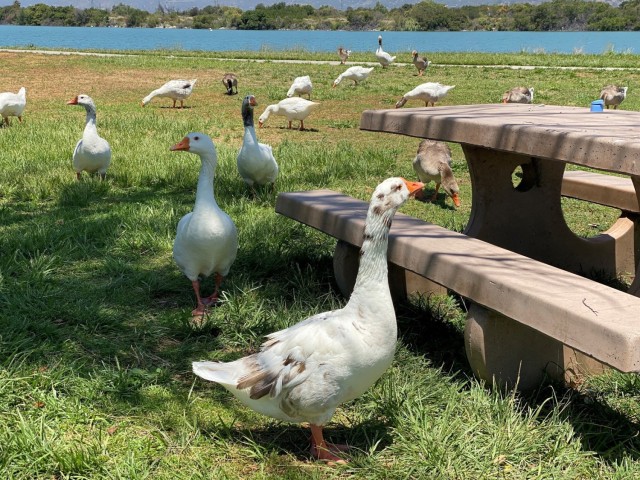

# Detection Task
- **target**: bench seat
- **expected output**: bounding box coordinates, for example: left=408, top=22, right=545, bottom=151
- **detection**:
left=276, top=189, right=640, bottom=388
left=562, top=170, right=639, bottom=213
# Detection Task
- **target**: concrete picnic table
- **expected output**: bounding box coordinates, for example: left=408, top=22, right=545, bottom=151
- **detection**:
left=360, top=103, right=640, bottom=295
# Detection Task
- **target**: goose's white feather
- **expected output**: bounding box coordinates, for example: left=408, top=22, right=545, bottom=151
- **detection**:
left=395, top=82, right=455, bottom=108
left=332, top=66, right=374, bottom=87
left=286, top=76, right=313, bottom=99
left=68, top=94, right=111, bottom=178
left=142, top=79, right=197, bottom=107
left=0, top=87, right=26, bottom=125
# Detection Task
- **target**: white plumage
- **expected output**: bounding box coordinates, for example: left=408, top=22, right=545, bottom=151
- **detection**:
left=0, top=87, right=26, bottom=126
left=170, top=133, right=238, bottom=316
left=237, top=95, right=279, bottom=189
left=375, top=35, right=396, bottom=68
left=286, top=75, right=313, bottom=99
left=332, top=66, right=374, bottom=87
left=193, top=176, right=424, bottom=463
left=142, top=79, right=197, bottom=108
left=258, top=97, right=319, bottom=131
left=395, top=82, right=455, bottom=108
left=67, top=94, right=111, bottom=180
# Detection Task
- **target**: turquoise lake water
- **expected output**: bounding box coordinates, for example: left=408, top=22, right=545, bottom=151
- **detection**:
left=1, top=25, right=639, bottom=54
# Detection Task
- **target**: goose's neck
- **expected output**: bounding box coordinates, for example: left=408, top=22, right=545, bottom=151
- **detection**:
left=347, top=206, right=395, bottom=307
left=194, top=153, right=218, bottom=210
left=83, top=106, right=98, bottom=134
left=242, top=106, right=258, bottom=144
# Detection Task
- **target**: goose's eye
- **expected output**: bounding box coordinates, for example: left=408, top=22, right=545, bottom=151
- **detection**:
left=194, top=136, right=200, bottom=141
left=377, top=193, right=384, bottom=200
left=394, top=184, right=403, bottom=191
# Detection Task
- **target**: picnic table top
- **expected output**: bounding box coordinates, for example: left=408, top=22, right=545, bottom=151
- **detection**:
left=360, top=103, right=640, bottom=177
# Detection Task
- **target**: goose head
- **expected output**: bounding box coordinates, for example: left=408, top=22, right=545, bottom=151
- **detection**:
left=378, top=35, right=383, bottom=47
left=170, top=132, right=216, bottom=158
left=67, top=94, right=96, bottom=110
left=412, top=50, right=418, bottom=60
left=242, top=94, right=258, bottom=126
left=369, top=177, right=424, bottom=214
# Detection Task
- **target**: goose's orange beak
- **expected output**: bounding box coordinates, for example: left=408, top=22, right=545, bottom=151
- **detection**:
left=67, top=96, right=78, bottom=105
left=258, top=121, right=264, bottom=128
left=402, top=178, right=424, bottom=197
left=451, top=192, right=461, bottom=207
left=170, top=137, right=190, bottom=151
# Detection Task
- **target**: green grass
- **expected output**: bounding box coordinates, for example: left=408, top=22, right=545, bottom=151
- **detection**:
left=1, top=49, right=640, bottom=479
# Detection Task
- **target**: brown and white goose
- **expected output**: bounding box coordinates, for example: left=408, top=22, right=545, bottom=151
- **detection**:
left=412, top=139, right=460, bottom=207
left=600, top=85, right=628, bottom=109
left=412, top=50, right=431, bottom=76
left=222, top=73, right=238, bottom=95
left=337, top=46, right=351, bottom=64
left=193, top=177, right=424, bottom=463
left=67, top=94, right=111, bottom=180
left=501, top=86, right=534, bottom=104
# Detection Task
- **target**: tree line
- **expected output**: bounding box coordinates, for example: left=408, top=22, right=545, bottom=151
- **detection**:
left=2, top=0, right=640, bottom=31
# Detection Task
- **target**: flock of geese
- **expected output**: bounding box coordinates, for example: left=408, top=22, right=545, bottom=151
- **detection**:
left=0, top=37, right=631, bottom=464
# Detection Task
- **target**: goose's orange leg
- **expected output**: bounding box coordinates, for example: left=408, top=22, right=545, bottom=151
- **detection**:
left=309, top=424, right=348, bottom=464
left=203, top=273, right=223, bottom=306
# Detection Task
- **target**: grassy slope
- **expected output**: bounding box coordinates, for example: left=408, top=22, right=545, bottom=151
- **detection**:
left=1, top=50, right=640, bottom=479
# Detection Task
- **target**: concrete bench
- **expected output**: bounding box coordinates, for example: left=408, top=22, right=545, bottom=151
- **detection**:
left=276, top=189, right=640, bottom=390
left=561, top=170, right=640, bottom=281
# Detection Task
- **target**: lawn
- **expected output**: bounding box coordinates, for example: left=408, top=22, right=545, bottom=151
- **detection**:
left=1, top=49, right=640, bottom=479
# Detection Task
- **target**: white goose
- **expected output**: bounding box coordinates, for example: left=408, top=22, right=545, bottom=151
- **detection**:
left=258, top=97, right=319, bottom=131
left=0, top=87, right=26, bottom=126
left=67, top=94, right=111, bottom=180
left=142, top=79, right=197, bottom=108
left=170, top=133, right=238, bottom=316
left=502, top=86, right=534, bottom=104
left=332, top=66, right=375, bottom=87
left=193, top=177, right=424, bottom=463
left=237, top=95, right=279, bottom=189
left=286, top=75, right=313, bottom=99
left=375, top=35, right=396, bottom=68
left=395, top=82, right=455, bottom=108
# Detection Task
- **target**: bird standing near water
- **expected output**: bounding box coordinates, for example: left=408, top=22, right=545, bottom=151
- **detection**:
left=412, top=50, right=431, bottom=76
left=193, top=177, right=424, bottom=464
left=142, top=79, right=197, bottom=108
left=222, top=73, right=238, bottom=95
left=375, top=35, right=396, bottom=68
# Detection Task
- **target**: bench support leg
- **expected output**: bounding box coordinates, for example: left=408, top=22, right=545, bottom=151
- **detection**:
left=464, top=303, right=609, bottom=390
left=333, top=240, right=446, bottom=300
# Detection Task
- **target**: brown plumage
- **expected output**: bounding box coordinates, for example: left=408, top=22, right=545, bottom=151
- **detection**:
left=412, top=139, right=461, bottom=207
left=337, top=46, right=351, bottom=64
left=501, top=86, right=534, bottom=104
left=222, top=73, right=238, bottom=95
left=600, top=85, right=627, bottom=109
left=411, top=50, right=431, bottom=76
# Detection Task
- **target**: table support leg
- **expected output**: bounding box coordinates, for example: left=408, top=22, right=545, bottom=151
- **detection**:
left=464, top=303, right=608, bottom=390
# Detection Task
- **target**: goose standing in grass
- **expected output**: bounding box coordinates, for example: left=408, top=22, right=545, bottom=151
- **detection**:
left=600, top=85, right=628, bottom=109
left=170, top=133, right=238, bottom=317
left=413, top=140, right=460, bottom=207
left=286, top=75, right=313, bottom=99
left=222, top=73, right=238, bottom=95
left=375, top=35, right=395, bottom=68
left=237, top=95, right=278, bottom=190
left=411, top=50, right=431, bottom=76
left=258, top=97, right=319, bottom=131
left=332, top=66, right=374, bottom=87
left=67, top=94, right=111, bottom=180
left=337, top=46, right=351, bottom=64
left=141, top=79, right=197, bottom=108
left=0, top=87, right=26, bottom=126
left=502, top=86, right=534, bottom=104
left=395, top=82, right=455, bottom=108
left=193, top=176, right=424, bottom=464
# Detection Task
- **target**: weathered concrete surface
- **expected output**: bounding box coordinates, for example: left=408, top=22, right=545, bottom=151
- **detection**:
left=562, top=170, right=639, bottom=213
